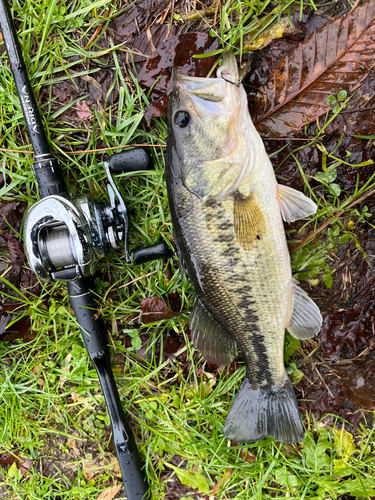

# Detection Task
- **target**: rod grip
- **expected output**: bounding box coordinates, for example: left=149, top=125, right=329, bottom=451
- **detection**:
left=67, top=278, right=149, bottom=499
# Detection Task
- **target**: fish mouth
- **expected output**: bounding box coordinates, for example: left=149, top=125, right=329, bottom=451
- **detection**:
left=174, top=52, right=239, bottom=101
left=216, top=52, right=239, bottom=86
left=174, top=73, right=227, bottom=103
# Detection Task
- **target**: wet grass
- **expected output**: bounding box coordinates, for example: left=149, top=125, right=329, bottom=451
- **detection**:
left=1, top=0, right=375, bottom=499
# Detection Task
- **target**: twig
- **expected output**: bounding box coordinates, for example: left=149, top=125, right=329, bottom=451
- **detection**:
left=290, top=185, right=375, bottom=253
left=315, top=365, right=335, bottom=398
left=0, top=144, right=166, bottom=156
left=84, top=7, right=112, bottom=49
left=115, top=270, right=159, bottom=291
left=261, top=137, right=318, bottom=141
left=183, top=1, right=219, bottom=19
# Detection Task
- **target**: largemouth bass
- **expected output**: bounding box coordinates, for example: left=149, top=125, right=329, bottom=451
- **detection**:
left=165, top=52, right=322, bottom=444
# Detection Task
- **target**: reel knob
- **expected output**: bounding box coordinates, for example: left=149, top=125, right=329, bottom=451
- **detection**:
left=108, top=149, right=153, bottom=174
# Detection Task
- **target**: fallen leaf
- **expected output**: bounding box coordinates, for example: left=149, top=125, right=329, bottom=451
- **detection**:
left=2, top=232, right=25, bottom=274
left=251, top=0, right=375, bottom=136
left=239, top=448, right=256, bottom=463
left=131, top=24, right=179, bottom=63
left=140, top=297, right=179, bottom=324
left=0, top=451, right=31, bottom=475
left=18, top=458, right=32, bottom=476
left=0, top=313, right=32, bottom=342
left=96, top=485, right=122, bottom=500
left=108, top=0, right=170, bottom=45
left=83, top=459, right=101, bottom=481
left=0, top=201, right=24, bottom=231
left=137, top=32, right=219, bottom=124
left=0, top=452, right=19, bottom=467
left=163, top=330, right=180, bottom=359
left=212, top=467, right=234, bottom=495
left=337, top=359, right=375, bottom=409
left=244, top=16, right=301, bottom=52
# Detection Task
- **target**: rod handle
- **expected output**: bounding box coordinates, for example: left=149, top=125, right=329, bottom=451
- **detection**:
left=67, top=278, right=149, bottom=499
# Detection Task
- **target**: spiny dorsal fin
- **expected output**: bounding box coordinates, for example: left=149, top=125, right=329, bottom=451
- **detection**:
left=190, top=298, right=237, bottom=366
left=286, top=280, right=322, bottom=340
left=234, top=192, right=264, bottom=250
left=277, top=184, right=317, bottom=222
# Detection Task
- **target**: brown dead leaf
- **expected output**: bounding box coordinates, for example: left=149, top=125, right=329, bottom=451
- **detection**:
left=96, top=485, right=122, bottom=500
left=0, top=201, right=24, bottom=231
left=131, top=24, right=179, bottom=63
left=108, top=0, right=170, bottom=45
left=212, top=467, right=233, bottom=495
left=338, top=359, right=375, bottom=409
left=137, top=32, right=219, bottom=124
left=140, top=297, right=179, bottom=323
left=67, top=435, right=81, bottom=458
left=83, top=459, right=101, bottom=481
left=0, top=452, right=19, bottom=467
left=18, top=458, right=32, bottom=475
left=0, top=451, right=32, bottom=475
left=0, top=314, right=32, bottom=342
left=239, top=448, right=256, bottom=463
left=251, top=0, right=375, bottom=136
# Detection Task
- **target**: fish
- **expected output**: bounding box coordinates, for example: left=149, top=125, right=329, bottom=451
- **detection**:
left=165, top=52, right=322, bottom=444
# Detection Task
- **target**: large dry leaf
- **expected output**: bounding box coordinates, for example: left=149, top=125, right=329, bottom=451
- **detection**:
left=251, top=0, right=375, bottom=136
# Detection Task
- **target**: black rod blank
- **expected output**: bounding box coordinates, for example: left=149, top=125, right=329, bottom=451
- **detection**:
left=0, top=0, right=67, bottom=198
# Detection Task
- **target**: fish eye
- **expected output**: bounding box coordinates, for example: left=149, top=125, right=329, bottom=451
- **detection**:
left=174, top=110, right=190, bottom=128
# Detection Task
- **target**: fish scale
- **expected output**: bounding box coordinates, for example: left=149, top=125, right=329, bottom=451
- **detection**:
left=166, top=52, right=322, bottom=443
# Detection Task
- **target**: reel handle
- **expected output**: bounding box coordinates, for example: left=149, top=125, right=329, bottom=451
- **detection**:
left=109, top=149, right=153, bottom=174
left=132, top=242, right=173, bottom=265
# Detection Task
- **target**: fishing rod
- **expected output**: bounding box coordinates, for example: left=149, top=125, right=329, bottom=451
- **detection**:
left=0, top=1, right=172, bottom=497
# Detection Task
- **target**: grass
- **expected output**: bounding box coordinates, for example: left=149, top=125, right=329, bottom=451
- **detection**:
left=1, top=0, right=375, bottom=499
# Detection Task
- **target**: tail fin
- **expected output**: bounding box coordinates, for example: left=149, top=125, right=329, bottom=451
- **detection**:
left=223, top=377, right=304, bottom=444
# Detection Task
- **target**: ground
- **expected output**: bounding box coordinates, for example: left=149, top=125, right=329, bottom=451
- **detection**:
left=0, top=0, right=375, bottom=499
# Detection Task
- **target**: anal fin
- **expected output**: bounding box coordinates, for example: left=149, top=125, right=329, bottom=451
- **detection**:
left=287, top=280, right=322, bottom=340
left=277, top=184, right=317, bottom=222
left=190, top=298, right=237, bottom=366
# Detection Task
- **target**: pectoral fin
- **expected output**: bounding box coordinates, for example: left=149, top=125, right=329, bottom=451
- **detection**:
left=277, top=184, right=317, bottom=222
left=234, top=192, right=264, bottom=250
left=286, top=280, right=322, bottom=340
left=190, top=298, right=237, bottom=365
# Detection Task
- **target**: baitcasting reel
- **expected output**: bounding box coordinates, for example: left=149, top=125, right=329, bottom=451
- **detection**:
left=23, top=148, right=171, bottom=282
